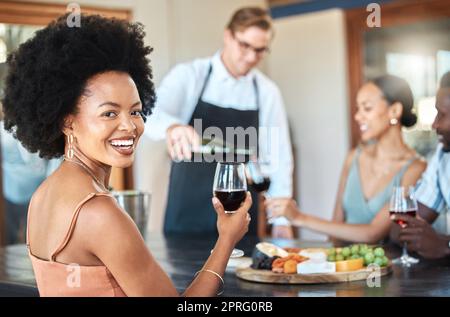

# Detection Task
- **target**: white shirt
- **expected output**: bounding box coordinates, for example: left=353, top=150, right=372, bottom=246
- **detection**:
left=1, top=122, right=61, bottom=204
left=145, top=52, right=294, bottom=224
left=415, top=143, right=450, bottom=213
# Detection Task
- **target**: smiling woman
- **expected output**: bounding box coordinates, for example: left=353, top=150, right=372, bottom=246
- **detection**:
left=0, top=14, right=251, bottom=297
left=62, top=71, right=145, bottom=170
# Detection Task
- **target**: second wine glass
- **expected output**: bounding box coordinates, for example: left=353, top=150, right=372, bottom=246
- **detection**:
left=389, top=186, right=419, bottom=267
left=213, top=162, right=247, bottom=258
left=246, top=159, right=271, bottom=194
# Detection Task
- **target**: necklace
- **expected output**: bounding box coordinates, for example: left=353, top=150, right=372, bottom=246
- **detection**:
left=63, top=155, right=109, bottom=192
left=369, top=152, right=411, bottom=178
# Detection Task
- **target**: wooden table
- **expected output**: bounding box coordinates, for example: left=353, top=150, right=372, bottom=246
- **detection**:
left=1, top=233, right=450, bottom=297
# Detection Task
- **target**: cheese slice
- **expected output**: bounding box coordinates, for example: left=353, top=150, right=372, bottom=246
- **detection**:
left=299, top=249, right=327, bottom=262
left=297, top=260, right=336, bottom=274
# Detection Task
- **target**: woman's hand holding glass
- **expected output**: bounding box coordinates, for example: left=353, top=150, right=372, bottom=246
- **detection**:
left=265, top=198, right=305, bottom=226
left=212, top=192, right=252, bottom=246
left=212, top=162, right=251, bottom=257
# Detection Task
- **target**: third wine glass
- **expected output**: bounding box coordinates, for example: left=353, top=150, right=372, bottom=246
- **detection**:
left=389, top=186, right=419, bottom=266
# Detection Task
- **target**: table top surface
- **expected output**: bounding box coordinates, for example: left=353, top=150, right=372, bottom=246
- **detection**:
left=1, top=233, right=450, bottom=297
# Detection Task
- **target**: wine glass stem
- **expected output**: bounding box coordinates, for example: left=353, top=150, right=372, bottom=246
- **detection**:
left=402, top=242, right=409, bottom=258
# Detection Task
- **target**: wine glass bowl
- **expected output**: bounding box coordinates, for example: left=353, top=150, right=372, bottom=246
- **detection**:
left=246, top=159, right=279, bottom=225
left=213, top=162, right=247, bottom=213
left=246, top=159, right=271, bottom=194
left=213, top=162, right=247, bottom=258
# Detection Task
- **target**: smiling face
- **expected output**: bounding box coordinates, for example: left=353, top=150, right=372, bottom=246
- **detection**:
left=64, top=71, right=144, bottom=168
left=354, top=82, right=402, bottom=142
left=222, top=26, right=271, bottom=77
left=432, top=88, right=450, bottom=152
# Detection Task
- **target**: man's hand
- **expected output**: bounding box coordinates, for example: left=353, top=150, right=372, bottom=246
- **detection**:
left=392, top=214, right=450, bottom=259
left=166, top=124, right=201, bottom=161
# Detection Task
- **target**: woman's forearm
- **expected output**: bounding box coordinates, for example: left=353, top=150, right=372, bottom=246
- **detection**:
left=182, top=237, right=233, bottom=296
left=293, top=214, right=383, bottom=244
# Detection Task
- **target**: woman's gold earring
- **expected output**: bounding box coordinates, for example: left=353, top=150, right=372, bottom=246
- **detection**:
left=67, top=134, right=74, bottom=159
left=390, top=118, right=398, bottom=126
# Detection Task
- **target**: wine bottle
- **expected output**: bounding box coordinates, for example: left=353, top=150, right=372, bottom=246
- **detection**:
left=190, top=137, right=253, bottom=162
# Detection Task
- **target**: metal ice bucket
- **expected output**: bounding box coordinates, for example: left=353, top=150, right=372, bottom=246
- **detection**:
left=112, top=190, right=151, bottom=239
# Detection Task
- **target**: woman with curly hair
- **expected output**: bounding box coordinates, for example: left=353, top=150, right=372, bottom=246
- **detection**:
left=2, top=14, right=251, bottom=297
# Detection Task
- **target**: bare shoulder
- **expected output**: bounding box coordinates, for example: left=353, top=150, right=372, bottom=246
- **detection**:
left=406, top=155, right=427, bottom=174
left=402, top=154, right=427, bottom=185
left=75, top=193, right=148, bottom=267
left=35, top=165, right=104, bottom=204
left=77, top=194, right=134, bottom=230
left=343, top=148, right=358, bottom=170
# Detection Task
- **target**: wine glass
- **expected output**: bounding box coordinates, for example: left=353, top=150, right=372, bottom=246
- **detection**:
left=213, top=162, right=247, bottom=258
left=246, top=159, right=271, bottom=194
left=246, top=159, right=280, bottom=225
left=389, top=186, right=419, bottom=266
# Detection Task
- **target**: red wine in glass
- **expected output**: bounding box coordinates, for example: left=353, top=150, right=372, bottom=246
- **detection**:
left=214, top=189, right=246, bottom=212
left=389, top=209, right=417, bottom=227
left=246, top=159, right=271, bottom=194
left=250, top=177, right=271, bottom=193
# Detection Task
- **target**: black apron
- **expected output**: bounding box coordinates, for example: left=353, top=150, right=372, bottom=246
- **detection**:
left=164, top=64, right=260, bottom=236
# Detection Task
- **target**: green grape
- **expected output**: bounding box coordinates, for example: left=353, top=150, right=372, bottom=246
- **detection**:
left=335, top=254, right=344, bottom=261
left=341, top=247, right=351, bottom=257
left=327, top=254, right=336, bottom=262
left=374, top=247, right=385, bottom=257
left=374, top=257, right=384, bottom=267
left=359, top=244, right=368, bottom=256
left=328, top=248, right=336, bottom=256
left=364, top=252, right=375, bottom=265
left=350, top=245, right=359, bottom=255
left=350, top=254, right=361, bottom=259
left=381, top=256, right=389, bottom=266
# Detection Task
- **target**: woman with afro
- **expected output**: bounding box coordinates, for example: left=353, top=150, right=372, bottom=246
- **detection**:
left=2, top=14, right=251, bottom=296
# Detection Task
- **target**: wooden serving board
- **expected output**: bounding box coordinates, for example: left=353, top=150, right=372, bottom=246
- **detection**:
left=236, top=263, right=392, bottom=284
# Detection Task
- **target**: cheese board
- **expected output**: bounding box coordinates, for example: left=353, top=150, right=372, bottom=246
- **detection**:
left=236, top=261, right=392, bottom=284
left=235, top=242, right=393, bottom=284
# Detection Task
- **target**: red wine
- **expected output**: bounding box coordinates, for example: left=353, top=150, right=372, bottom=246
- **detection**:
left=251, top=177, right=271, bottom=193
left=214, top=190, right=246, bottom=212
left=390, top=209, right=417, bottom=226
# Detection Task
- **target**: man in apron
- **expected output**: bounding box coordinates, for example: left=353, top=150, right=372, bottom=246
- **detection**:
left=145, top=7, right=294, bottom=237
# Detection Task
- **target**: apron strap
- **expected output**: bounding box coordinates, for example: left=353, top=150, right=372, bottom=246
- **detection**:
left=253, top=76, right=260, bottom=111
left=196, top=63, right=213, bottom=105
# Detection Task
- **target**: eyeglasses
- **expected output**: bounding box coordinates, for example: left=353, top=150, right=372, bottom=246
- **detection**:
left=233, top=35, right=270, bottom=56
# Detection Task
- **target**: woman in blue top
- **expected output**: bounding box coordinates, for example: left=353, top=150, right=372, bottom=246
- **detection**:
left=267, top=75, right=427, bottom=244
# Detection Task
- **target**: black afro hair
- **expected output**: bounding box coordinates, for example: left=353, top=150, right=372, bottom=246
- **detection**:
left=2, top=14, right=155, bottom=159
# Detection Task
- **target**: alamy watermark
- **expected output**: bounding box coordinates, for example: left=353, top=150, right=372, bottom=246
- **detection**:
left=366, top=263, right=382, bottom=288
left=183, top=119, right=281, bottom=172
left=66, top=263, right=81, bottom=288
left=66, top=3, right=81, bottom=28
left=367, top=3, right=381, bottom=28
